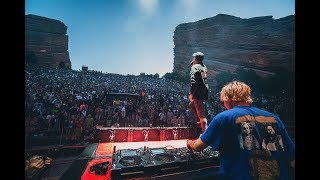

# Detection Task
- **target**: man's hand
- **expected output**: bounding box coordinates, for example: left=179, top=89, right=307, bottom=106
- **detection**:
left=186, top=138, right=208, bottom=152
left=29, top=156, right=45, bottom=169
left=189, top=94, right=193, bottom=102
left=26, top=155, right=53, bottom=178
left=291, top=160, right=295, bottom=169
left=25, top=155, right=52, bottom=179
left=186, top=139, right=194, bottom=150
left=44, top=157, right=53, bottom=166
left=28, top=156, right=53, bottom=171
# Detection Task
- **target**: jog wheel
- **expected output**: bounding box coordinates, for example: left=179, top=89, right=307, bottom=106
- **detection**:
left=118, top=155, right=143, bottom=166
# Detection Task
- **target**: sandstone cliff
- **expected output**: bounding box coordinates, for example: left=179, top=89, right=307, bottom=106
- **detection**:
left=25, top=14, right=71, bottom=68
left=173, top=14, right=294, bottom=79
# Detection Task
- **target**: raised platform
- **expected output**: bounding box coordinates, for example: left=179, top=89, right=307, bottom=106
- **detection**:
left=95, top=126, right=198, bottom=143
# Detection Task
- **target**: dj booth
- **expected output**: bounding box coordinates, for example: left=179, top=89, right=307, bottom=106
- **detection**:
left=95, top=126, right=198, bottom=142
left=60, top=127, right=219, bottom=179
left=60, top=140, right=220, bottom=180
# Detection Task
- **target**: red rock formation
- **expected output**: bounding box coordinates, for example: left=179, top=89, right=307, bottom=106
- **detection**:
left=25, top=14, right=71, bottom=68
left=173, top=14, right=294, bottom=79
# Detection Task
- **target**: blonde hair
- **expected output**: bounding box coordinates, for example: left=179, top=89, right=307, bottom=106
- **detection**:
left=220, top=80, right=253, bottom=103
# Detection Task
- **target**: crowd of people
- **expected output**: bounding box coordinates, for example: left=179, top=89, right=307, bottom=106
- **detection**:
left=25, top=65, right=294, bottom=147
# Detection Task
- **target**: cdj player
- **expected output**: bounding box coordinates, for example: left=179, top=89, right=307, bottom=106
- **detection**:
left=112, top=148, right=146, bottom=168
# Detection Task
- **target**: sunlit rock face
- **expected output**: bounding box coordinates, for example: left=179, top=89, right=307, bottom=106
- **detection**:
left=25, top=14, right=71, bottom=69
left=173, top=14, right=294, bottom=79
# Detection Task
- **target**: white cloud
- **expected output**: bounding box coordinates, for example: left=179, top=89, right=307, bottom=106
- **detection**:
left=179, top=0, right=199, bottom=11
left=137, top=0, right=159, bottom=15
left=177, top=0, right=205, bottom=21
left=124, top=0, right=159, bottom=32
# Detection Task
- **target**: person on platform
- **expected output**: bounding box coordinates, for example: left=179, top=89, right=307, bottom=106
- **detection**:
left=186, top=80, right=295, bottom=179
left=189, top=51, right=209, bottom=133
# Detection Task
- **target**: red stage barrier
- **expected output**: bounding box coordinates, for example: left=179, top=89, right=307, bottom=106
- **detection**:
left=95, top=127, right=197, bottom=143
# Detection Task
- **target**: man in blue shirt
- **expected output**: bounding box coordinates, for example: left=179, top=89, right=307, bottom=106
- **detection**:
left=186, top=80, right=295, bottom=179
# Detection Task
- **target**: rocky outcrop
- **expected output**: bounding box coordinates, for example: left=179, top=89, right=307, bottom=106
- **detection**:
left=173, top=14, right=294, bottom=79
left=25, top=14, right=71, bottom=68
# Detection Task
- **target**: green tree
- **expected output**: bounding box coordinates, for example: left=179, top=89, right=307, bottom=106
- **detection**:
left=215, top=71, right=236, bottom=91
left=162, top=72, right=188, bottom=82
left=153, top=73, right=160, bottom=78
left=58, top=62, right=66, bottom=69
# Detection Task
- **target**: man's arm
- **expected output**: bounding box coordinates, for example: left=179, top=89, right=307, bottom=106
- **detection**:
left=187, top=114, right=222, bottom=151
left=187, top=138, right=208, bottom=151
left=189, top=93, right=193, bottom=102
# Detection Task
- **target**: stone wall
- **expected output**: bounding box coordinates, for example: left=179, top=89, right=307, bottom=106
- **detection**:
left=173, top=14, right=294, bottom=79
left=25, top=14, right=71, bottom=68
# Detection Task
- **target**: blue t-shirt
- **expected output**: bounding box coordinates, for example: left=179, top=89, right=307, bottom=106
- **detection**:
left=200, top=105, right=295, bottom=180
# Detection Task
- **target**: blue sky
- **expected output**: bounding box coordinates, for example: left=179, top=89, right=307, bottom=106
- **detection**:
left=25, top=0, right=295, bottom=77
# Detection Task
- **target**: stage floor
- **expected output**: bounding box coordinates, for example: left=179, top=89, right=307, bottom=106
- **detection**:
left=95, top=139, right=190, bottom=156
